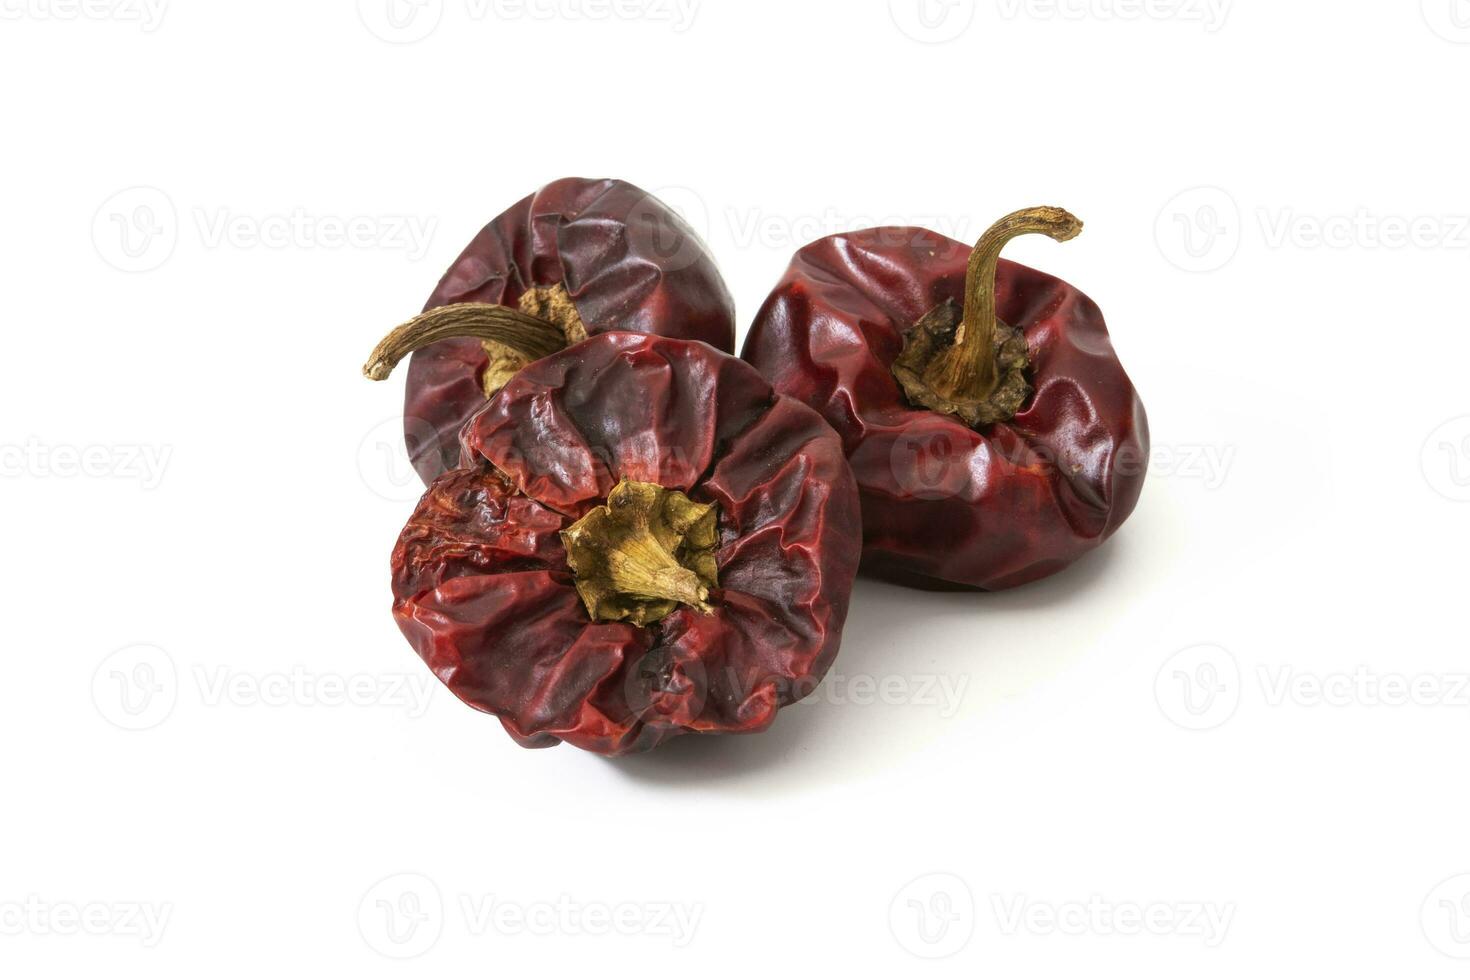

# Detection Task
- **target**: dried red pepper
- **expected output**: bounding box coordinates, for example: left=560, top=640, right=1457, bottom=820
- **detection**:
left=366, top=330, right=862, bottom=755
left=742, top=207, right=1148, bottom=590
left=401, top=177, right=736, bottom=484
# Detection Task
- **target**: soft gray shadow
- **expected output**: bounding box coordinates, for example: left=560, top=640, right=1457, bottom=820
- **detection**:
left=605, top=536, right=1133, bottom=794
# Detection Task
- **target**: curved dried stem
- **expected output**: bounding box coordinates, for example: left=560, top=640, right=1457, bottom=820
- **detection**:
left=892, top=206, right=1082, bottom=427
left=362, top=303, right=568, bottom=382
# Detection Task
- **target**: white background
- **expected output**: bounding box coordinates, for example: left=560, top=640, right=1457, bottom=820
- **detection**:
left=3, top=1, right=1468, bottom=975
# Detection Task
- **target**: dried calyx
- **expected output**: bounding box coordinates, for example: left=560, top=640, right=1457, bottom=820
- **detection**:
left=360, top=284, right=588, bottom=397
left=480, top=285, right=588, bottom=397
left=561, top=479, right=719, bottom=628
left=892, top=206, right=1082, bottom=428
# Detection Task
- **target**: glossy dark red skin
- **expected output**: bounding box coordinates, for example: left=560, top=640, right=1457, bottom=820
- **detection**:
left=742, top=227, right=1148, bottom=591
left=392, top=333, right=862, bottom=756
left=404, top=177, right=737, bottom=484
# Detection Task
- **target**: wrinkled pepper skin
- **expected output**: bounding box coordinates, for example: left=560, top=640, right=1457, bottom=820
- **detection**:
left=742, top=228, right=1148, bottom=591
left=405, top=178, right=737, bottom=484
left=392, top=333, right=862, bottom=755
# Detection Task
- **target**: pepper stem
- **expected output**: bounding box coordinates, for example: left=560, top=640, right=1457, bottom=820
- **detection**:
left=891, top=206, right=1083, bottom=428
left=361, top=303, right=569, bottom=382
left=951, top=207, right=1083, bottom=396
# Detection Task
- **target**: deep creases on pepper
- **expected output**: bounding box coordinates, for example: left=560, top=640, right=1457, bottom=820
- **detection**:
left=741, top=208, right=1149, bottom=591
left=388, top=332, right=863, bottom=756
left=403, top=177, right=737, bottom=485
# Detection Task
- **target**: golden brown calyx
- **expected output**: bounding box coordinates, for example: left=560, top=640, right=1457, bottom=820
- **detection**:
left=480, top=284, right=590, bottom=398
left=519, top=283, right=589, bottom=345
left=891, top=206, right=1082, bottom=428
left=561, top=479, right=719, bottom=628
